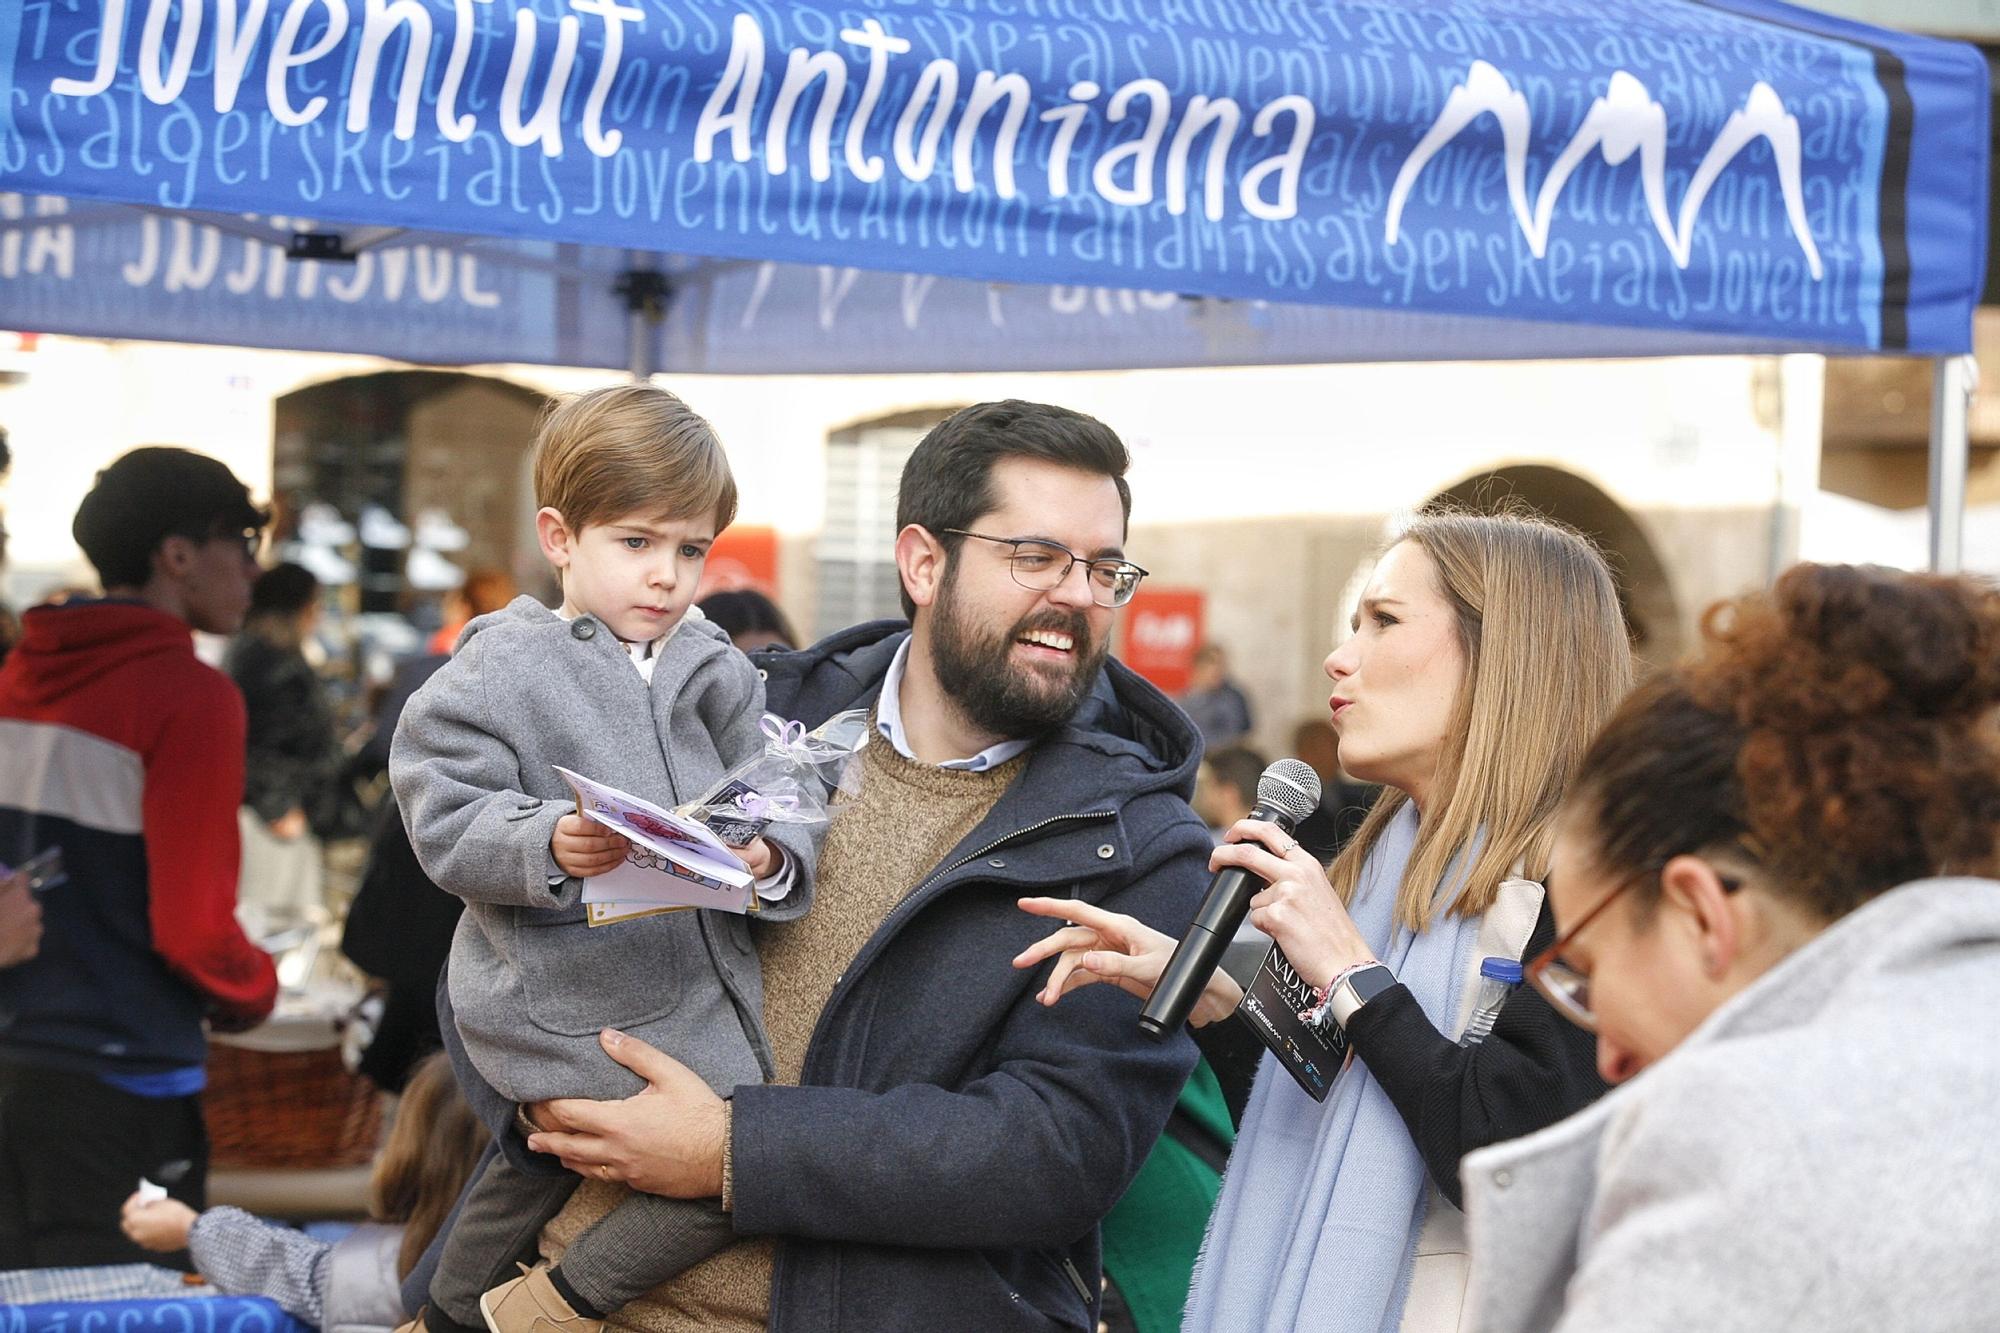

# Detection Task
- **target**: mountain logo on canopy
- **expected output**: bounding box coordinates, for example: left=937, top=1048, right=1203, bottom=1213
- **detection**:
left=1385, top=61, right=1823, bottom=282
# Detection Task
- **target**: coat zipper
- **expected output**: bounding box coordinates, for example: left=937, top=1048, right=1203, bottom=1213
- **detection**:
left=768, top=808, right=1118, bottom=1328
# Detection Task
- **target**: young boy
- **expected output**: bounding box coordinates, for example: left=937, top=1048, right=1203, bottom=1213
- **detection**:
left=389, top=386, right=814, bottom=1333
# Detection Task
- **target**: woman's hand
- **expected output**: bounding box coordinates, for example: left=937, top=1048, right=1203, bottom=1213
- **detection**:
left=1217, top=818, right=1377, bottom=991
left=551, top=814, right=630, bottom=878
left=1013, top=897, right=1245, bottom=1027
left=120, top=1194, right=197, bottom=1252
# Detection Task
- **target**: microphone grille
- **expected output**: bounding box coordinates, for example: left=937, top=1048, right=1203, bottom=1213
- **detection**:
left=1257, top=759, right=1323, bottom=825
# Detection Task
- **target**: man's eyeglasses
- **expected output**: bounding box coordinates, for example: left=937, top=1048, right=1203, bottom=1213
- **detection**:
left=208, top=527, right=263, bottom=560
left=1526, top=865, right=1742, bottom=1032
left=943, top=530, right=1149, bottom=609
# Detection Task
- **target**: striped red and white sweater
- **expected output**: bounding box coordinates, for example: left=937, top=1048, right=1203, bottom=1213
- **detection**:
left=0, top=600, right=277, bottom=1078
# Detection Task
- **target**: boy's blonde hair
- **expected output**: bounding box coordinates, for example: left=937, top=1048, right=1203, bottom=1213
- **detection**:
left=532, top=384, right=738, bottom=534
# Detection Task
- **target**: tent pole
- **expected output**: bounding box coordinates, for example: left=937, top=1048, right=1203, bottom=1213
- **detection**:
left=627, top=302, right=650, bottom=381
left=616, top=261, right=672, bottom=382
left=1927, top=354, right=1976, bottom=573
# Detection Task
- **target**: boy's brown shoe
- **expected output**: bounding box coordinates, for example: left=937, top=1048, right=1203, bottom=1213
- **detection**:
left=478, top=1265, right=604, bottom=1333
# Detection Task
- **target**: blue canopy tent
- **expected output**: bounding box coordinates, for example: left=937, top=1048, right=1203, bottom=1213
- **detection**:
left=0, top=0, right=1987, bottom=564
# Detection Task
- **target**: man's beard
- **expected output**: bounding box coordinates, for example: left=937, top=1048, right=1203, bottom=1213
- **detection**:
left=929, top=567, right=1107, bottom=740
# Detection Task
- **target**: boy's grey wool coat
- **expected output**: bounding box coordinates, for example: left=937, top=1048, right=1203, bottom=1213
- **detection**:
left=389, top=596, right=814, bottom=1105
left=1462, top=877, right=2000, bottom=1333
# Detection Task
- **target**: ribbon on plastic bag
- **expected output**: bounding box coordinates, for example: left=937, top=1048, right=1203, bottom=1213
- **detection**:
left=679, top=710, right=871, bottom=845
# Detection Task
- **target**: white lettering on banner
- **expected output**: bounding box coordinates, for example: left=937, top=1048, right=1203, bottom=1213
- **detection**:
left=1167, top=95, right=1241, bottom=222
left=434, top=0, right=480, bottom=142
left=1092, top=79, right=1170, bottom=208
left=0, top=196, right=75, bottom=281
left=955, top=71, right=1032, bottom=199
left=212, top=0, right=270, bottom=114
left=52, top=0, right=128, bottom=98
left=893, top=59, right=959, bottom=182
left=841, top=20, right=911, bottom=184
left=139, top=0, right=204, bottom=106
left=1387, top=60, right=1824, bottom=280
left=50, top=5, right=1836, bottom=250
left=66, top=0, right=632, bottom=155
left=815, top=264, right=860, bottom=330
left=268, top=0, right=351, bottom=128
left=57, top=4, right=1321, bottom=225
left=1039, top=83, right=1099, bottom=199
left=696, top=14, right=765, bottom=166
left=499, top=5, right=580, bottom=157
left=102, top=210, right=503, bottom=309
left=768, top=47, right=849, bottom=181
left=573, top=0, right=644, bottom=157
left=348, top=0, right=433, bottom=140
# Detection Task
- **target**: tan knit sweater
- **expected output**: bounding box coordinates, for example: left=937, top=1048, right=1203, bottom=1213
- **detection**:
left=539, top=735, right=1026, bottom=1333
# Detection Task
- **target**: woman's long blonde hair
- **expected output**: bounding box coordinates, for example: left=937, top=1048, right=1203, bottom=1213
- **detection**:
left=369, top=1052, right=489, bottom=1280
left=1329, top=509, right=1635, bottom=932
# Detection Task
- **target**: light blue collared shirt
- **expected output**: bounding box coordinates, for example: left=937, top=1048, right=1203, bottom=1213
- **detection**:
left=876, top=638, right=1035, bottom=772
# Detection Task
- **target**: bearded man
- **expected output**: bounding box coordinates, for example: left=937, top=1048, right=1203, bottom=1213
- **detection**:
left=421, top=400, right=1211, bottom=1333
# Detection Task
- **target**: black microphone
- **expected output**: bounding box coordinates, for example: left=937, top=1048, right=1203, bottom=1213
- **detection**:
left=1139, top=759, right=1323, bottom=1038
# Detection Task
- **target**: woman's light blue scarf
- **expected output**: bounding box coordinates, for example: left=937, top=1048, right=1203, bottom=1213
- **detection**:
left=1183, top=804, right=1483, bottom=1332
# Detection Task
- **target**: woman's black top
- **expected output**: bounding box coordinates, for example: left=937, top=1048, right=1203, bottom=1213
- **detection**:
left=1344, top=896, right=1607, bottom=1207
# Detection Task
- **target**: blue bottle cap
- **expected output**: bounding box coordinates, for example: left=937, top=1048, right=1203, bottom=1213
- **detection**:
left=1479, top=956, right=1524, bottom=983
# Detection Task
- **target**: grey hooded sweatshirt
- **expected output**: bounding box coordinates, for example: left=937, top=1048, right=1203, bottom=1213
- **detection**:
left=388, top=596, right=814, bottom=1104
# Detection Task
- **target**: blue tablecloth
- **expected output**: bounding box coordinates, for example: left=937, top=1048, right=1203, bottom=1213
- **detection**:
left=1, top=1295, right=311, bottom=1333
left=0, top=1266, right=311, bottom=1333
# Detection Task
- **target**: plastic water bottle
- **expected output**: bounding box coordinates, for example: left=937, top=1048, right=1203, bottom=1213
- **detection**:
left=1460, top=957, right=1523, bottom=1046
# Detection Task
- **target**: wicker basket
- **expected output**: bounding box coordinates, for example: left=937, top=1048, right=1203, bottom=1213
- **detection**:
left=204, top=1038, right=384, bottom=1170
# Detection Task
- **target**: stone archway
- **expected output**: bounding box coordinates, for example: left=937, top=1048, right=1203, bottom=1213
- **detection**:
left=1430, top=465, right=1683, bottom=665
left=273, top=371, right=549, bottom=610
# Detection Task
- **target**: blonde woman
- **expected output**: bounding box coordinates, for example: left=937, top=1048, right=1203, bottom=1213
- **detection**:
left=1017, top=511, right=1633, bottom=1331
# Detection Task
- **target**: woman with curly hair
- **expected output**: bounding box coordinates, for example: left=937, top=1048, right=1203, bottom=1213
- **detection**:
left=1464, top=563, right=2000, bottom=1332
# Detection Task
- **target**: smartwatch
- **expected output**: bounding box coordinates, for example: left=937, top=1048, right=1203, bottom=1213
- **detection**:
left=1328, top=963, right=1398, bottom=1031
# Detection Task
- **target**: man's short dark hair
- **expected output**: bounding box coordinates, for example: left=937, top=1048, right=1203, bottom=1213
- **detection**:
left=73, top=447, right=266, bottom=589
left=894, top=401, right=1132, bottom=619
left=250, top=562, right=319, bottom=617
left=1204, top=745, right=1268, bottom=805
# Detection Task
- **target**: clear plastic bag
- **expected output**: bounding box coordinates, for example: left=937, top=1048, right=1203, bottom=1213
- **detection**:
left=680, top=709, right=871, bottom=846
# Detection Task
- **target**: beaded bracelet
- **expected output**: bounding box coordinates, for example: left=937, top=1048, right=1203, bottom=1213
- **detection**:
left=1298, top=958, right=1386, bottom=1029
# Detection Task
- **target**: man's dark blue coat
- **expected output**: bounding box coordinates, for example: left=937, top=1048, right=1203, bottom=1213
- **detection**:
left=428, top=621, right=1211, bottom=1331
